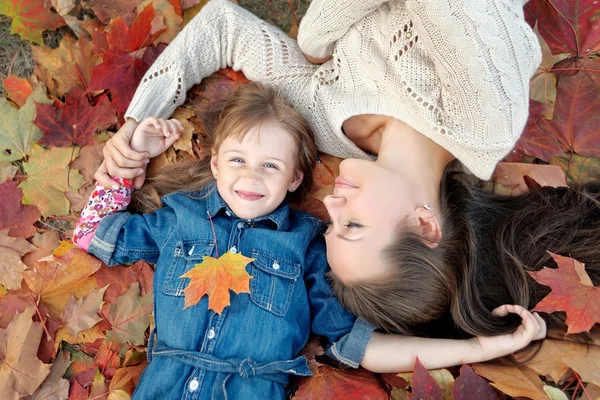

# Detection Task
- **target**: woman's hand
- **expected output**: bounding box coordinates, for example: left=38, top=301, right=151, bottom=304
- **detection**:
left=473, top=305, right=547, bottom=359
left=130, top=117, right=183, bottom=157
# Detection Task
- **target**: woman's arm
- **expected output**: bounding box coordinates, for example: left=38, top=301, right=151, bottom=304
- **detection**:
left=360, top=305, right=547, bottom=373
left=297, top=0, right=386, bottom=59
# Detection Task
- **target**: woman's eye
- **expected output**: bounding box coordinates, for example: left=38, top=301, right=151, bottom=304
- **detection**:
left=230, top=158, right=244, bottom=163
left=263, top=163, right=278, bottom=169
left=344, top=221, right=363, bottom=230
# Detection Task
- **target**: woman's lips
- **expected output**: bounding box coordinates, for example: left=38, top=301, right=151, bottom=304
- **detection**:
left=334, top=176, right=358, bottom=188
left=235, top=190, right=264, bottom=201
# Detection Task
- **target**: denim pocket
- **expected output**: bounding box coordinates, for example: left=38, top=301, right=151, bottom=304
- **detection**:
left=162, top=240, right=215, bottom=297
left=249, top=249, right=301, bottom=316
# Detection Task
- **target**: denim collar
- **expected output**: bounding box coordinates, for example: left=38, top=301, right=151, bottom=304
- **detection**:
left=203, top=183, right=290, bottom=231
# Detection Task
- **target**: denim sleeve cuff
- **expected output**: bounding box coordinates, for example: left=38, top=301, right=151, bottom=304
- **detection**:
left=87, top=212, right=133, bottom=266
left=324, top=317, right=376, bottom=368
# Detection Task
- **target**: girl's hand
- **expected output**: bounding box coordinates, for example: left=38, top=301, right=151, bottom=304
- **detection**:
left=130, top=117, right=183, bottom=157
left=473, top=305, right=547, bottom=359
left=95, top=118, right=146, bottom=189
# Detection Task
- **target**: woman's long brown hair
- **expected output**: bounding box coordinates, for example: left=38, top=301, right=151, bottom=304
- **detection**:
left=331, top=162, right=600, bottom=340
left=131, top=82, right=317, bottom=213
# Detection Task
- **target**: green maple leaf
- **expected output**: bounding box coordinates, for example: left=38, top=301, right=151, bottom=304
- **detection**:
left=0, top=96, right=43, bottom=162
left=0, top=0, right=65, bottom=45
left=105, top=283, right=153, bottom=346
left=19, top=145, right=85, bottom=217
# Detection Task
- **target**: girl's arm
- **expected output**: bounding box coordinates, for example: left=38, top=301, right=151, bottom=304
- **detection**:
left=73, top=117, right=179, bottom=251
left=361, top=305, right=547, bottom=373
left=297, top=0, right=385, bottom=59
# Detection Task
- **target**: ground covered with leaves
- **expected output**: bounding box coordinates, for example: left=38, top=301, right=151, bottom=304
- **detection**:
left=0, top=0, right=599, bottom=399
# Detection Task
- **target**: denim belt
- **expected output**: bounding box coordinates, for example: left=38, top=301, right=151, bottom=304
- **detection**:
left=148, top=331, right=312, bottom=400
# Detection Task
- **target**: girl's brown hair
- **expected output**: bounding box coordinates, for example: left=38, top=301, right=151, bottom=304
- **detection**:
left=331, top=163, right=600, bottom=340
left=132, top=82, right=317, bottom=213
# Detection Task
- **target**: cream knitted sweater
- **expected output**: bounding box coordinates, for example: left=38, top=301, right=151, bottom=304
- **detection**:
left=125, top=0, right=541, bottom=179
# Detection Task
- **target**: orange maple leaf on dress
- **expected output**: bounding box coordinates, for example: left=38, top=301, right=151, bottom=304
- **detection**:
left=528, top=252, right=600, bottom=334
left=180, top=251, right=253, bottom=314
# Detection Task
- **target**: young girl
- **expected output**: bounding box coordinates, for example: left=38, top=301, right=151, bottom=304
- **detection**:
left=75, top=83, right=545, bottom=399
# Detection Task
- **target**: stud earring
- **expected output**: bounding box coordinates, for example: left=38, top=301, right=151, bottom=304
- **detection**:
left=423, top=204, right=432, bottom=210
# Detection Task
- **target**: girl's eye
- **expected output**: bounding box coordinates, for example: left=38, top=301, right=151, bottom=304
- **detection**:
left=344, top=221, right=363, bottom=230
left=230, top=158, right=244, bottom=163
left=263, top=162, right=279, bottom=169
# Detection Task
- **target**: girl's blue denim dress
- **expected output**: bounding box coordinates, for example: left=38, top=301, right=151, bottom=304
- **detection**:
left=88, top=186, right=374, bottom=400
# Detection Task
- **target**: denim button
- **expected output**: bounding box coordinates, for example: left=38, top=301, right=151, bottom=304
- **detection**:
left=272, top=262, right=280, bottom=270
left=207, top=328, right=215, bottom=339
left=230, top=246, right=237, bottom=254
left=225, top=210, right=231, bottom=217
left=188, top=378, right=199, bottom=392
left=237, top=222, right=244, bottom=229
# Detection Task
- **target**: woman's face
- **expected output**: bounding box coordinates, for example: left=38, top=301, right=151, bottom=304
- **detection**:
left=323, top=158, right=416, bottom=284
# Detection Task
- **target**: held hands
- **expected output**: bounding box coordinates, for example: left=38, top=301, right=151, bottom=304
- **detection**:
left=94, top=117, right=183, bottom=190
left=473, top=305, right=547, bottom=360
left=130, top=117, right=183, bottom=157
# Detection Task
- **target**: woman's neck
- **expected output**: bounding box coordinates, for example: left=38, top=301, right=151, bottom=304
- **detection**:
left=377, top=118, right=455, bottom=207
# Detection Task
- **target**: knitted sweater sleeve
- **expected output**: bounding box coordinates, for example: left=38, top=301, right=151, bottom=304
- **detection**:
left=297, top=0, right=387, bottom=58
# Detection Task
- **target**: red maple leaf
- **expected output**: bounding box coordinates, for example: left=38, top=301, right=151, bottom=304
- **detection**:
left=529, top=252, right=600, bottom=334
left=452, top=365, right=506, bottom=400
left=294, top=364, right=389, bottom=399
left=0, top=180, right=40, bottom=238
left=2, top=75, right=33, bottom=107
left=35, top=89, right=117, bottom=147
left=549, top=65, right=600, bottom=157
left=509, top=100, right=564, bottom=162
left=408, top=358, right=444, bottom=400
left=87, top=51, right=149, bottom=118
left=525, top=0, right=600, bottom=57
left=106, top=3, right=167, bottom=53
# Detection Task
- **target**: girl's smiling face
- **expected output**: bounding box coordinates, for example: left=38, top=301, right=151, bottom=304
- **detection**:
left=211, top=120, right=303, bottom=220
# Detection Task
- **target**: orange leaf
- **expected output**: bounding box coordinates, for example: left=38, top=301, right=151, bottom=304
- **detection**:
left=181, top=251, right=253, bottom=314
left=0, top=0, right=65, bottom=45
left=2, top=75, right=33, bottom=107
left=529, top=253, right=600, bottom=334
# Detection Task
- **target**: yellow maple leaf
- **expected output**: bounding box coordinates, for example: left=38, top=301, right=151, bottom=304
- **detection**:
left=180, top=251, right=253, bottom=314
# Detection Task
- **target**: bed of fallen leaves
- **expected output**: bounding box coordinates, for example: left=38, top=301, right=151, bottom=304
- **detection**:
left=0, top=0, right=599, bottom=399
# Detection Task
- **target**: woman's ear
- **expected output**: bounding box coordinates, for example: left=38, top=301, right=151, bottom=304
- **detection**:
left=288, top=171, right=304, bottom=192
left=415, top=206, right=442, bottom=248
left=210, top=148, right=218, bottom=179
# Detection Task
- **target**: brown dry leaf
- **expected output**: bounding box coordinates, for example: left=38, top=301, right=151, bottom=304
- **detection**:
left=395, top=368, right=454, bottom=400
left=582, top=384, right=600, bottom=400
left=89, top=369, right=108, bottom=400
left=0, top=291, right=31, bottom=329
left=25, top=350, right=71, bottom=400
left=0, top=163, right=19, bottom=184
left=472, top=363, right=547, bottom=400
left=138, top=0, right=183, bottom=44
left=71, top=139, right=107, bottom=184
left=63, top=285, right=108, bottom=337
left=23, top=246, right=102, bottom=317
left=493, top=162, right=567, bottom=196
left=105, top=283, right=153, bottom=346
left=108, top=363, right=147, bottom=399
left=52, top=324, right=106, bottom=356
left=32, top=34, right=100, bottom=97
left=0, top=229, right=37, bottom=290
left=0, top=307, right=51, bottom=399
left=22, top=231, right=61, bottom=268
left=171, top=107, right=195, bottom=154
left=95, top=260, right=154, bottom=305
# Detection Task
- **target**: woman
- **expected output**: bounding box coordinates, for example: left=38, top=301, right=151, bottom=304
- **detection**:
left=94, top=0, right=579, bottom=340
